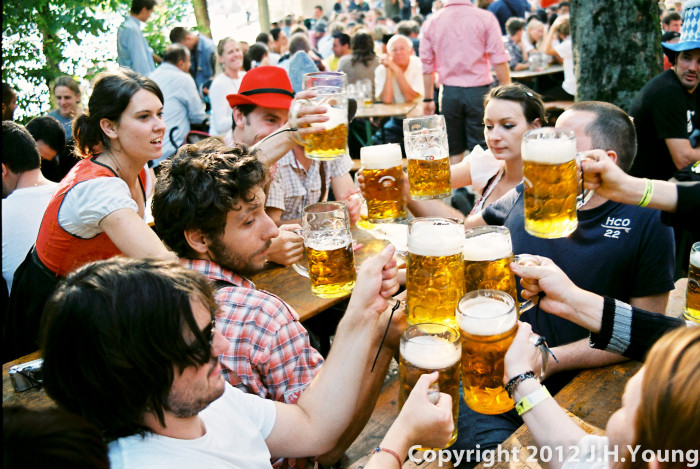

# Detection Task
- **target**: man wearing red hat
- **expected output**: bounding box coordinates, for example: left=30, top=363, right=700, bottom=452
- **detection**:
left=629, top=0, right=700, bottom=181
left=223, top=66, right=333, bottom=267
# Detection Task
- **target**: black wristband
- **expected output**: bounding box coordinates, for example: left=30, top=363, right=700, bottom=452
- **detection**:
left=423, top=98, right=434, bottom=102
left=505, top=371, right=536, bottom=398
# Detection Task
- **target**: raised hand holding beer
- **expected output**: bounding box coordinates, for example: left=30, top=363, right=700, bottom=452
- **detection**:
left=346, top=244, right=400, bottom=320
left=521, top=128, right=593, bottom=238
left=289, top=72, right=349, bottom=161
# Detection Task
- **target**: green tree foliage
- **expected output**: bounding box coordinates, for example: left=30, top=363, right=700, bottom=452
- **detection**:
left=2, top=0, right=195, bottom=122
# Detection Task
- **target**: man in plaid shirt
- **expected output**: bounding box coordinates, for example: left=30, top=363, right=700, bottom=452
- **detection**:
left=152, top=140, right=406, bottom=466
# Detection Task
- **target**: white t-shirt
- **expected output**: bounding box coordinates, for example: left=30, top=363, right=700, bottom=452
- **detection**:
left=2, top=183, right=57, bottom=293
left=109, top=383, right=277, bottom=469
left=58, top=177, right=139, bottom=238
left=374, top=55, right=424, bottom=117
left=209, top=72, right=245, bottom=136
left=554, top=37, right=576, bottom=97
left=561, top=435, right=610, bottom=469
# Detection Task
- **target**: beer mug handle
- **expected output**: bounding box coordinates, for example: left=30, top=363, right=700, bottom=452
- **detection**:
left=576, top=153, right=595, bottom=209
left=427, top=381, right=440, bottom=404
left=289, top=99, right=312, bottom=146
left=512, top=254, right=541, bottom=314
left=291, top=228, right=310, bottom=278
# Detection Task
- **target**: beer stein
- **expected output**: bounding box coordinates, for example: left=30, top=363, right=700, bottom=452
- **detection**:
left=399, top=323, right=461, bottom=449
left=290, top=72, right=349, bottom=161
left=297, top=201, right=356, bottom=298
left=406, top=217, right=465, bottom=327
left=463, top=226, right=533, bottom=314
left=521, top=128, right=593, bottom=239
left=403, top=115, right=452, bottom=200
left=359, top=144, right=407, bottom=223
left=457, top=289, right=518, bottom=414
left=686, top=242, right=700, bottom=322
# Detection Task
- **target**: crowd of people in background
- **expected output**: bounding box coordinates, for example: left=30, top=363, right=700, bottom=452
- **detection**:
left=1, top=0, right=698, bottom=467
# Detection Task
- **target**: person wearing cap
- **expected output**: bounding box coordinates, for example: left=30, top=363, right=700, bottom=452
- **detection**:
left=628, top=0, right=700, bottom=182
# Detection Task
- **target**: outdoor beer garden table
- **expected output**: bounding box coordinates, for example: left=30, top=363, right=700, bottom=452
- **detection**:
left=351, top=101, right=420, bottom=154
left=2, top=224, right=404, bottom=412
left=343, top=278, right=688, bottom=469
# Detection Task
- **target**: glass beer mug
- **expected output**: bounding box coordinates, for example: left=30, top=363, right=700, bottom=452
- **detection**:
left=298, top=201, right=356, bottom=298
left=521, top=128, right=593, bottom=239
left=359, top=143, right=407, bottom=223
left=290, top=72, right=349, bottom=161
left=399, top=323, right=461, bottom=449
left=457, top=289, right=518, bottom=414
left=406, top=217, right=465, bottom=327
left=403, top=115, right=452, bottom=200
left=686, top=242, right=700, bottom=322
left=463, top=226, right=533, bottom=314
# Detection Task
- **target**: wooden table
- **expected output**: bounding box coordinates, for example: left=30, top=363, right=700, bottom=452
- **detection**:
left=510, top=64, right=564, bottom=80
left=354, top=102, right=418, bottom=120
left=3, top=350, right=52, bottom=410
left=345, top=278, right=688, bottom=469
left=249, top=225, right=395, bottom=322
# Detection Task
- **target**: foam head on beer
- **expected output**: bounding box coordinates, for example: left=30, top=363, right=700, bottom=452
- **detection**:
left=401, top=334, right=461, bottom=370
left=408, top=220, right=464, bottom=257
left=691, top=246, right=700, bottom=270
left=458, top=296, right=517, bottom=336
left=521, top=133, right=576, bottom=164
left=309, top=106, right=347, bottom=131
left=360, top=144, right=403, bottom=169
left=463, top=231, right=512, bottom=262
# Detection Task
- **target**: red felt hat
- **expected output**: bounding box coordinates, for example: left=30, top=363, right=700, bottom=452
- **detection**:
left=226, top=66, right=295, bottom=110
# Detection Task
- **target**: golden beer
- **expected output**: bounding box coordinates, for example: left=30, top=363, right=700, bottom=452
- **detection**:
left=458, top=290, right=517, bottom=414
left=407, top=156, right=452, bottom=200
left=304, top=121, right=349, bottom=161
left=463, top=226, right=518, bottom=305
left=399, top=323, right=461, bottom=449
left=360, top=144, right=407, bottom=222
left=521, top=129, right=579, bottom=239
left=404, top=115, right=451, bottom=200
left=305, top=239, right=356, bottom=298
left=685, top=242, right=700, bottom=322
left=406, top=218, right=465, bottom=327
left=301, top=201, right=356, bottom=298
left=296, top=72, right=349, bottom=161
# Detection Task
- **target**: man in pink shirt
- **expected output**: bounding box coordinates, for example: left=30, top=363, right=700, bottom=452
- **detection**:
left=420, top=0, right=511, bottom=163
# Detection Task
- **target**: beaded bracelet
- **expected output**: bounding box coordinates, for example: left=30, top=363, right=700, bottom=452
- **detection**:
left=375, top=447, right=402, bottom=468
left=505, top=371, right=536, bottom=399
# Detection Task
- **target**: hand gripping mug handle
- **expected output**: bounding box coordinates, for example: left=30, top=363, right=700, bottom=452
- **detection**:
left=576, top=153, right=595, bottom=209
left=512, top=254, right=543, bottom=314
left=290, top=228, right=310, bottom=278
left=289, top=99, right=313, bottom=147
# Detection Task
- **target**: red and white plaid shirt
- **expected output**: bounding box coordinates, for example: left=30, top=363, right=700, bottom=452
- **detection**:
left=184, top=259, right=324, bottom=404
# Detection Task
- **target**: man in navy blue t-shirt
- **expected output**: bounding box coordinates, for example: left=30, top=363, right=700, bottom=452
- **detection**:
left=455, top=102, right=675, bottom=466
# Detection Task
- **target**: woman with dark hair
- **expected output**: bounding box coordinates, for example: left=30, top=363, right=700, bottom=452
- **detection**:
left=338, top=31, right=380, bottom=96
left=5, top=68, right=175, bottom=362
left=406, top=83, right=547, bottom=220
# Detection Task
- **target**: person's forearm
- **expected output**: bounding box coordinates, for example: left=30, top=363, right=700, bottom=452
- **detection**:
left=292, top=307, right=380, bottom=451
left=407, top=198, right=464, bottom=220
left=317, top=345, right=396, bottom=464
left=422, top=73, right=434, bottom=99
left=512, top=379, right=586, bottom=469
left=393, top=71, right=420, bottom=102
left=381, top=70, right=395, bottom=104
left=544, top=339, right=627, bottom=379
left=604, top=176, right=678, bottom=213
left=493, top=62, right=511, bottom=85
left=252, top=128, right=296, bottom=167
